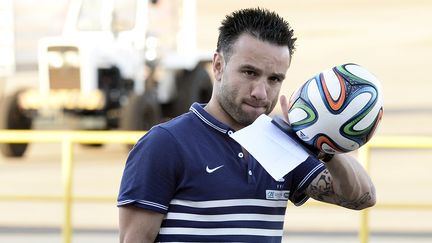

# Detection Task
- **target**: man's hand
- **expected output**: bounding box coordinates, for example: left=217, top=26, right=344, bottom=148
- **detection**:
left=279, top=95, right=290, bottom=123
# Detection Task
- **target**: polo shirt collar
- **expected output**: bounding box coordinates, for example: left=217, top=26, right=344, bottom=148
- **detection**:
left=190, top=103, right=233, bottom=135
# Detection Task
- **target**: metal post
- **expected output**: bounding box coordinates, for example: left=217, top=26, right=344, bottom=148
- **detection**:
left=360, top=208, right=370, bottom=243
left=357, top=145, right=371, bottom=243
left=61, top=138, right=74, bottom=243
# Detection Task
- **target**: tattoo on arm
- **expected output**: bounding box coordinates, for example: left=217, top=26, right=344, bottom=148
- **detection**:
left=306, top=169, right=374, bottom=210
left=307, top=170, right=333, bottom=200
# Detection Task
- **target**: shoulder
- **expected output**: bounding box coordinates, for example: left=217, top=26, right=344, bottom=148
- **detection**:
left=159, top=111, right=198, bottom=132
left=137, top=112, right=195, bottom=143
left=130, top=111, right=200, bottom=156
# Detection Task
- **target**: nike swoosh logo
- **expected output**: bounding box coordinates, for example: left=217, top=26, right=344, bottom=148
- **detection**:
left=206, top=165, right=224, bottom=173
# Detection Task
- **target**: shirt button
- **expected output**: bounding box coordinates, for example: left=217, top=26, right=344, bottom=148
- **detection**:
left=248, top=170, right=253, bottom=176
left=228, top=131, right=234, bottom=135
left=238, top=152, right=244, bottom=158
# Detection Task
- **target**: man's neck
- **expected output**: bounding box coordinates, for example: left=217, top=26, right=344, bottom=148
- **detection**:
left=204, top=100, right=244, bottom=131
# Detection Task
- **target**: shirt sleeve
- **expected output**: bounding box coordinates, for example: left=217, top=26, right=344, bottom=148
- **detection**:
left=117, top=126, right=182, bottom=214
left=288, top=156, right=326, bottom=206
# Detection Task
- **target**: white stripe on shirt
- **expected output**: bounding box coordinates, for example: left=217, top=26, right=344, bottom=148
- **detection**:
left=117, top=199, right=168, bottom=211
left=170, top=198, right=288, bottom=208
left=166, top=212, right=285, bottom=222
left=159, top=227, right=283, bottom=237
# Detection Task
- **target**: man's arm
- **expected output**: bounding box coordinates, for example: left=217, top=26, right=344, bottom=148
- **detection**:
left=305, top=153, right=376, bottom=210
left=119, top=205, right=165, bottom=243
left=279, top=95, right=375, bottom=210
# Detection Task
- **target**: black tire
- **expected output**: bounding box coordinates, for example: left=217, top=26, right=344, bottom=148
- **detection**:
left=0, top=89, right=33, bottom=157
left=120, top=90, right=162, bottom=132
left=171, top=64, right=213, bottom=116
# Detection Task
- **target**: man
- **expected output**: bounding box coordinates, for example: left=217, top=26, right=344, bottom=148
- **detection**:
left=118, top=8, right=375, bottom=242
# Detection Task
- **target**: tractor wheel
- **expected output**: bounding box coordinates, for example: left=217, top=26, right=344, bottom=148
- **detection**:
left=0, top=89, right=33, bottom=157
left=171, top=64, right=213, bottom=116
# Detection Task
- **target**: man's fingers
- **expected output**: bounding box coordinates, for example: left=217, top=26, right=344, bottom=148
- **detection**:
left=279, top=95, right=289, bottom=122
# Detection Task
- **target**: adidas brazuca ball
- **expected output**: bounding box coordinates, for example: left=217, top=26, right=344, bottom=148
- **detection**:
left=287, top=63, right=383, bottom=154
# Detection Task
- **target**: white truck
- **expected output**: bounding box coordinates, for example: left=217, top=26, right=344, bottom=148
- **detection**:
left=0, top=0, right=213, bottom=157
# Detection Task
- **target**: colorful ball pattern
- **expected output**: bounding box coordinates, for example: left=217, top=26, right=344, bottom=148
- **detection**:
left=287, top=63, right=384, bottom=154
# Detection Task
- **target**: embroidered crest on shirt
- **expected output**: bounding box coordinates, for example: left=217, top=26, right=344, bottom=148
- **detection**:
left=266, top=190, right=290, bottom=200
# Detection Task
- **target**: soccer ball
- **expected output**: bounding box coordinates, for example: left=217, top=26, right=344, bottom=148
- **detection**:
left=287, top=63, right=383, bottom=154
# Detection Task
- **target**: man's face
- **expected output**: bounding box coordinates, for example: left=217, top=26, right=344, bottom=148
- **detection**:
left=213, top=34, right=291, bottom=128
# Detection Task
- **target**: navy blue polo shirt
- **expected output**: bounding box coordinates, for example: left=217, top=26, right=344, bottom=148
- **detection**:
left=118, top=103, right=325, bottom=242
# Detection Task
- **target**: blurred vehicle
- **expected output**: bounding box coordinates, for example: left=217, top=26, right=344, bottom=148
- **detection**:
left=0, top=0, right=213, bottom=157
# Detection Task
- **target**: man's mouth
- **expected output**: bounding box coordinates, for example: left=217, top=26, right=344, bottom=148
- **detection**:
left=243, top=100, right=267, bottom=109
left=242, top=101, right=267, bottom=112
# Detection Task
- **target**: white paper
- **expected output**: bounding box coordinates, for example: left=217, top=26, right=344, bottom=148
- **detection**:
left=229, top=114, right=310, bottom=180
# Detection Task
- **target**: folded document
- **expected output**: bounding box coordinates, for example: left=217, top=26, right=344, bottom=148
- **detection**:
left=229, top=114, right=310, bottom=181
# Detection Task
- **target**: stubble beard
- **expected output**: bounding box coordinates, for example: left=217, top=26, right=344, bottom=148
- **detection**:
left=217, top=82, right=277, bottom=127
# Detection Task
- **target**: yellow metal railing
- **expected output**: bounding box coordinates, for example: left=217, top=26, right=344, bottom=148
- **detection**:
left=1, top=131, right=432, bottom=243
left=357, top=135, right=432, bottom=243
left=0, top=130, right=144, bottom=243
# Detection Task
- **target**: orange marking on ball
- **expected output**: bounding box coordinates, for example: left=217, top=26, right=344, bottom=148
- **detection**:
left=321, top=72, right=346, bottom=111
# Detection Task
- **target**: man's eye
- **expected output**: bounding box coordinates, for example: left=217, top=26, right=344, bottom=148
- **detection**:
left=269, top=76, right=282, bottom=83
left=244, top=70, right=256, bottom=76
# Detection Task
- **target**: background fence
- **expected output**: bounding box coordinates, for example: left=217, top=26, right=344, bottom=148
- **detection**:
left=0, top=130, right=431, bottom=243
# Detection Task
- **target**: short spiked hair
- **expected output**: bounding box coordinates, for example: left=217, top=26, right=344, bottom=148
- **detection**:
left=216, top=8, right=297, bottom=60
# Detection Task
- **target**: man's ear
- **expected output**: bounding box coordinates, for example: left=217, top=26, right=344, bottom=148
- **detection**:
left=212, top=52, right=224, bottom=82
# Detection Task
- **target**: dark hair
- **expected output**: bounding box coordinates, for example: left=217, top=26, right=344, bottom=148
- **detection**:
left=216, top=8, right=296, bottom=60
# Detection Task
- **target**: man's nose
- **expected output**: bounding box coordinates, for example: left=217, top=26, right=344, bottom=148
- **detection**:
left=251, top=80, right=267, bottom=100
